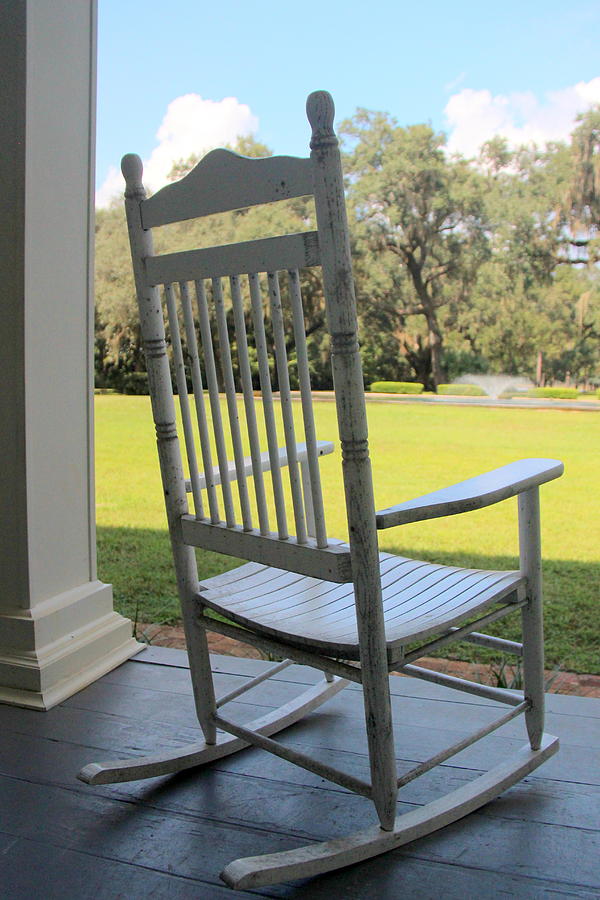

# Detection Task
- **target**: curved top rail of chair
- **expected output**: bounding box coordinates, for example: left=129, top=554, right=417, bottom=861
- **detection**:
left=376, top=457, right=564, bottom=528
left=139, top=148, right=314, bottom=229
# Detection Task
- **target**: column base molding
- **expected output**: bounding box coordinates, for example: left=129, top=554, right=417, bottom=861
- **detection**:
left=0, top=581, right=145, bottom=710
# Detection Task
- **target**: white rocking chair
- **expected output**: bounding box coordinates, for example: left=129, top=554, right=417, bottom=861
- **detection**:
left=79, top=91, right=562, bottom=889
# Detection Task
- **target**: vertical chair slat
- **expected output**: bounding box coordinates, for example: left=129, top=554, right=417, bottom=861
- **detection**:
left=230, top=275, right=270, bottom=535
left=194, top=278, right=236, bottom=527
left=300, top=459, right=316, bottom=539
left=288, top=268, right=328, bottom=548
left=164, top=283, right=204, bottom=518
left=248, top=273, right=288, bottom=540
left=212, top=277, right=253, bottom=532
left=267, top=271, right=307, bottom=544
left=180, top=281, right=220, bottom=524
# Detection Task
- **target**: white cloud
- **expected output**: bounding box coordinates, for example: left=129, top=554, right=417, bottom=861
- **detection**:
left=95, top=165, right=123, bottom=208
left=96, top=93, right=258, bottom=207
left=444, top=77, right=600, bottom=158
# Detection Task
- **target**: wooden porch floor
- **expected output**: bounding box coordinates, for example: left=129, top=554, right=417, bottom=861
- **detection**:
left=1, top=647, right=599, bottom=898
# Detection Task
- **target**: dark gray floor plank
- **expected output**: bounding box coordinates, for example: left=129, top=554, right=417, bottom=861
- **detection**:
left=87, top=662, right=600, bottom=779
left=60, top=655, right=600, bottom=760
left=2, top=718, right=600, bottom=836
left=63, top=678, right=600, bottom=784
left=4, top=662, right=600, bottom=786
left=0, top=777, right=304, bottom=891
left=0, top=836, right=239, bottom=899
left=1, top=772, right=599, bottom=895
left=2, top=832, right=596, bottom=900
left=263, top=842, right=600, bottom=900
left=1, top=652, right=599, bottom=898
left=134, top=648, right=600, bottom=719
left=3, top=705, right=600, bottom=842
left=262, top=847, right=600, bottom=900
left=132, top=645, right=189, bottom=668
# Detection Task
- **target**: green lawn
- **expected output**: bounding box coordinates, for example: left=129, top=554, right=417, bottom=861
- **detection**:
left=96, top=394, right=600, bottom=673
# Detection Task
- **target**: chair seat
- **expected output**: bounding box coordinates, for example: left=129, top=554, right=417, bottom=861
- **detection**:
left=197, top=551, right=526, bottom=660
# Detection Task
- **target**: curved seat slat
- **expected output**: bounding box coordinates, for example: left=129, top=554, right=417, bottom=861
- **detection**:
left=198, top=554, right=524, bottom=660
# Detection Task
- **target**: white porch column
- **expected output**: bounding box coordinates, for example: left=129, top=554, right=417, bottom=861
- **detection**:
left=0, top=0, right=142, bottom=710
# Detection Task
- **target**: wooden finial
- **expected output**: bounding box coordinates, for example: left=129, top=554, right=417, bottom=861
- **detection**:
left=306, top=91, right=337, bottom=149
left=121, top=153, right=145, bottom=198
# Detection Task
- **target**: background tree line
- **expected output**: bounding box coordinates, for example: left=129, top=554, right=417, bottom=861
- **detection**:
left=95, top=109, right=600, bottom=393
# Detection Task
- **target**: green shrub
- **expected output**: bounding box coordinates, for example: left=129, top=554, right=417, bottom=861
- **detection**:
left=369, top=381, right=424, bottom=394
left=498, top=390, right=519, bottom=399
left=525, top=387, right=579, bottom=400
left=95, top=368, right=150, bottom=394
left=437, top=384, right=487, bottom=396
left=120, top=372, right=150, bottom=395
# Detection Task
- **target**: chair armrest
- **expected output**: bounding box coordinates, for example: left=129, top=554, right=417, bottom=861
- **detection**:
left=375, top=458, right=563, bottom=529
left=185, top=440, right=334, bottom=493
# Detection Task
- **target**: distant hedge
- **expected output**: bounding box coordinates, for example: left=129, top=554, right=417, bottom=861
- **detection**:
left=95, top=371, right=150, bottom=395
left=525, top=387, right=579, bottom=400
left=369, top=381, right=424, bottom=394
left=437, top=384, right=487, bottom=396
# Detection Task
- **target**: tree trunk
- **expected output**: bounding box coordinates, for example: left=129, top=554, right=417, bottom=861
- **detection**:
left=403, top=335, right=431, bottom=389
left=427, top=317, right=445, bottom=389
left=405, top=253, right=446, bottom=390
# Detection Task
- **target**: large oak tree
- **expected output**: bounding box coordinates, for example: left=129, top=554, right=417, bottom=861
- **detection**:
left=340, top=110, right=489, bottom=389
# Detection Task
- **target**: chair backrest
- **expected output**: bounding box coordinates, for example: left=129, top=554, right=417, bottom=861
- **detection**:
left=122, top=92, right=382, bottom=607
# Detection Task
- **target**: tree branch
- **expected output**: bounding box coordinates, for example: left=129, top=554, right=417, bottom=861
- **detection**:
left=425, top=265, right=452, bottom=285
left=397, top=305, right=425, bottom=317
left=385, top=240, right=408, bottom=259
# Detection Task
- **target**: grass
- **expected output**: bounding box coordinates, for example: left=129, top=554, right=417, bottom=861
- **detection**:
left=95, top=394, right=600, bottom=673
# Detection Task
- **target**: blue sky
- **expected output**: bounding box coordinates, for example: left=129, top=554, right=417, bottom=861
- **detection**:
left=96, top=0, right=600, bottom=204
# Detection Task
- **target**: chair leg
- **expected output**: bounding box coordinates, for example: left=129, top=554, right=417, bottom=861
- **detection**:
left=362, top=662, right=398, bottom=830
left=518, top=487, right=545, bottom=750
left=181, top=596, right=217, bottom=745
